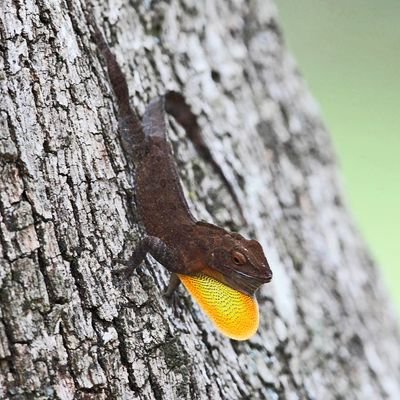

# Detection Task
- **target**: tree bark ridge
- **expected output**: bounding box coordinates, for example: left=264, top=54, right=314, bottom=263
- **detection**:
left=0, top=0, right=399, bottom=399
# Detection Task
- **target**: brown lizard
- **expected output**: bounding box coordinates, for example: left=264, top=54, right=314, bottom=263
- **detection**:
left=89, top=20, right=272, bottom=340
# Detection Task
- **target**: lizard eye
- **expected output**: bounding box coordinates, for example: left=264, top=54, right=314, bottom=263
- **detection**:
left=232, top=251, right=246, bottom=265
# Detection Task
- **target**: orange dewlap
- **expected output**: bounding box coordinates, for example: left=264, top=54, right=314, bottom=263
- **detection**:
left=177, top=272, right=259, bottom=340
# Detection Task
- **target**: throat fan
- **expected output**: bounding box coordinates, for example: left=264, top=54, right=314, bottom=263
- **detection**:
left=177, top=272, right=259, bottom=340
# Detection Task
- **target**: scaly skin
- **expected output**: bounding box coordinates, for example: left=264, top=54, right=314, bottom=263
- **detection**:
left=89, top=19, right=273, bottom=340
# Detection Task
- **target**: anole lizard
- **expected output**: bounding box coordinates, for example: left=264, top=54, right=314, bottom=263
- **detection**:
left=89, top=20, right=273, bottom=340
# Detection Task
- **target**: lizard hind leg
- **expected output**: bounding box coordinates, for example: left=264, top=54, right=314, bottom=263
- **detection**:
left=164, top=91, right=246, bottom=224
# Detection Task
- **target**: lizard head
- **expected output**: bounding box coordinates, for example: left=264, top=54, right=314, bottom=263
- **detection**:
left=207, top=232, right=272, bottom=296
left=178, top=222, right=272, bottom=340
left=196, top=222, right=272, bottom=296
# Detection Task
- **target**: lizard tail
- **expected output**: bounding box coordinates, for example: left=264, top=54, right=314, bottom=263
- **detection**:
left=86, top=12, right=145, bottom=163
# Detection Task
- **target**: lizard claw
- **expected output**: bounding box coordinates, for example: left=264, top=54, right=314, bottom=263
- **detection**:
left=113, top=258, right=131, bottom=267
left=163, top=274, right=183, bottom=314
left=112, top=259, right=136, bottom=279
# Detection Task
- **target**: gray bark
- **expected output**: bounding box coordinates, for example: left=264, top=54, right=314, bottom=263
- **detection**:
left=1, top=0, right=399, bottom=399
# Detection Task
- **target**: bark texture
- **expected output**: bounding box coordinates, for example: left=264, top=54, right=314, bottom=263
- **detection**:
left=1, top=0, right=399, bottom=399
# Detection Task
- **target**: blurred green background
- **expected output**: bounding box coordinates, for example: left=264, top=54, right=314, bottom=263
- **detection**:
left=275, top=0, right=400, bottom=313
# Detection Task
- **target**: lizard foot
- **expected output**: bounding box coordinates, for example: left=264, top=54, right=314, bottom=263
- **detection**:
left=163, top=273, right=183, bottom=314
left=112, top=259, right=137, bottom=279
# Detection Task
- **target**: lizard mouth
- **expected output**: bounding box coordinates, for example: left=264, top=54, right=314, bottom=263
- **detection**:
left=221, top=267, right=272, bottom=296
left=219, top=267, right=272, bottom=296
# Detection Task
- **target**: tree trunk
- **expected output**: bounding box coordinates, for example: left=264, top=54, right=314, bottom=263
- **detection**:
left=1, top=0, right=399, bottom=399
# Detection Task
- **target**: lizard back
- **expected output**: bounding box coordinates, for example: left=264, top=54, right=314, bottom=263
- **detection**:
left=136, top=97, right=196, bottom=241
left=90, top=23, right=195, bottom=240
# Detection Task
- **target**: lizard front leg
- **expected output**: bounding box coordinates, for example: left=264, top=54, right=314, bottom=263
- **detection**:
left=163, top=273, right=181, bottom=299
left=115, top=236, right=187, bottom=278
